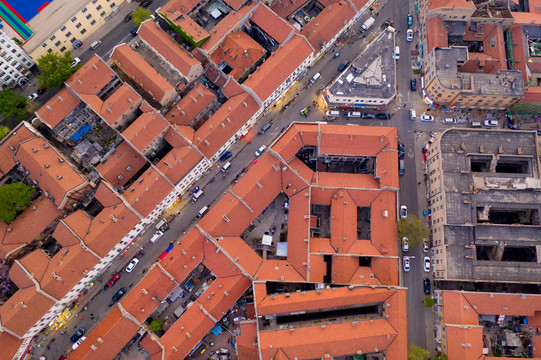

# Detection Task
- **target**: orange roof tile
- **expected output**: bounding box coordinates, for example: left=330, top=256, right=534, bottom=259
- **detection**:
left=428, top=0, right=475, bottom=10
left=426, top=17, right=448, bottom=52
left=166, top=10, right=210, bottom=44
left=210, top=31, right=266, bottom=80
left=62, top=210, right=91, bottom=239
left=308, top=254, right=326, bottom=283
left=444, top=326, right=484, bottom=360
left=159, top=229, right=204, bottom=279
left=122, top=167, right=174, bottom=217
left=270, top=0, right=309, bottom=18
left=512, top=11, right=541, bottom=25
left=36, top=87, right=81, bottom=128
left=156, top=146, right=203, bottom=185
left=165, top=83, right=216, bottom=125
left=97, top=84, right=142, bottom=128
left=244, top=34, right=313, bottom=102
left=138, top=21, right=201, bottom=77
left=236, top=321, right=259, bottom=360
left=214, top=237, right=263, bottom=277
left=122, top=107, right=169, bottom=153
left=51, top=221, right=80, bottom=247
left=96, top=141, right=147, bottom=188
left=66, top=55, right=117, bottom=95
left=255, top=260, right=306, bottom=282
left=161, top=0, right=200, bottom=14
left=0, top=123, right=36, bottom=176
left=111, top=44, right=175, bottom=104
left=0, top=332, right=22, bottom=360
left=300, top=1, right=356, bottom=51
left=223, top=0, right=244, bottom=10
left=202, top=239, right=245, bottom=278
left=250, top=5, right=294, bottom=44
left=196, top=274, right=251, bottom=319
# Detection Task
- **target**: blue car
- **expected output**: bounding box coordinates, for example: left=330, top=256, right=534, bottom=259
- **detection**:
left=407, top=14, right=413, bottom=26
left=219, top=151, right=232, bottom=162
left=338, top=61, right=349, bottom=71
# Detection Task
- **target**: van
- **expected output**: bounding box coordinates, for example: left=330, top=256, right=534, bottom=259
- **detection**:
left=193, top=189, right=203, bottom=202
left=310, top=73, right=321, bottom=85
left=399, top=159, right=405, bottom=176
left=409, top=109, right=416, bottom=120
left=326, top=111, right=340, bottom=118
left=443, top=118, right=456, bottom=124
left=150, top=231, right=163, bottom=243
left=470, top=121, right=482, bottom=128
left=221, top=162, right=231, bottom=172
left=259, top=123, right=271, bottom=135
left=394, top=46, right=400, bottom=60
left=155, top=219, right=169, bottom=232
left=198, top=206, right=208, bottom=217
left=90, top=40, right=102, bottom=50
left=347, top=111, right=361, bottom=118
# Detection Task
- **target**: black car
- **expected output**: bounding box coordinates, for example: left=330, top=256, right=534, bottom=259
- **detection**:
left=376, top=113, right=391, bottom=120
left=112, top=287, right=127, bottom=303
left=219, top=151, right=232, bottom=162
left=70, top=328, right=85, bottom=343
left=141, top=0, right=152, bottom=7
left=423, top=278, right=431, bottom=295
left=337, top=61, right=349, bottom=71
left=361, top=113, right=375, bottom=119
left=130, top=28, right=138, bottom=36
left=124, top=12, right=133, bottom=22
left=410, top=79, right=417, bottom=91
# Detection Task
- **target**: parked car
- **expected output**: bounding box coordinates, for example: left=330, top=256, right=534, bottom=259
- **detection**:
left=141, top=0, right=152, bottom=7
left=125, top=258, right=139, bottom=273
left=423, top=256, right=431, bottom=272
left=402, top=237, right=409, bottom=252
left=111, top=287, right=127, bottom=303
left=124, top=11, right=133, bottom=22
left=70, top=328, right=85, bottom=343
left=376, top=113, right=391, bottom=119
left=334, top=51, right=341, bottom=58
left=420, top=114, right=434, bottom=122
left=106, top=273, right=121, bottom=288
left=72, top=336, right=86, bottom=350
left=361, top=113, right=375, bottom=119
left=423, top=239, right=429, bottom=253
left=423, top=278, right=431, bottom=295
left=410, top=79, right=416, bottom=91
left=37, top=87, right=47, bottom=94
left=407, top=14, right=413, bottom=26
left=403, top=257, right=410, bottom=272
left=130, top=27, right=138, bottom=36
left=398, top=143, right=405, bottom=159
left=255, top=145, right=266, bottom=157
left=27, top=93, right=38, bottom=101
left=400, top=205, right=408, bottom=219
left=484, top=120, right=498, bottom=127
left=406, top=29, right=413, bottom=42
left=382, top=18, right=393, bottom=29
left=70, top=57, right=81, bottom=68
left=338, top=61, right=349, bottom=71
left=219, top=151, right=232, bottom=162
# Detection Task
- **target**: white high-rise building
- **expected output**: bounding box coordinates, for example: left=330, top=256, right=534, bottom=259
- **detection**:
left=0, top=31, right=35, bottom=88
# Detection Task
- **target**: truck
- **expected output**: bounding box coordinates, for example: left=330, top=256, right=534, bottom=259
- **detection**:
left=360, top=17, right=375, bottom=32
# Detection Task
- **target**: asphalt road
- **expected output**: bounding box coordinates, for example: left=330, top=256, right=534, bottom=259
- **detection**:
left=35, top=0, right=443, bottom=357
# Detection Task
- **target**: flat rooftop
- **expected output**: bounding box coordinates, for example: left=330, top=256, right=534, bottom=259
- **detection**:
left=434, top=47, right=525, bottom=97
left=326, top=29, right=396, bottom=102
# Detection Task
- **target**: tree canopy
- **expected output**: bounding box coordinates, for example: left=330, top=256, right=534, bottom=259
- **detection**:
left=132, top=7, right=151, bottom=27
left=0, top=89, right=29, bottom=123
left=0, top=182, right=36, bottom=223
left=408, top=344, right=430, bottom=360
left=0, top=125, right=10, bottom=142
left=37, top=51, right=78, bottom=89
left=150, top=318, right=163, bottom=332
left=399, top=214, right=428, bottom=248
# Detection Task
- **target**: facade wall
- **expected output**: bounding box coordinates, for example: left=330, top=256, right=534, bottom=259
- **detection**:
left=26, top=0, right=127, bottom=60
left=0, top=32, right=35, bottom=88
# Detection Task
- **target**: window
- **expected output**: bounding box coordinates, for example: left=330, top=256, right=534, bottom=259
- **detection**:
left=70, top=37, right=76, bottom=43
left=92, top=0, right=98, bottom=3
left=82, top=6, right=88, bottom=13
left=41, top=43, right=47, bottom=48
left=75, top=22, right=82, bottom=28
left=100, top=11, right=106, bottom=16
left=96, top=4, right=102, bottom=10
left=65, top=31, right=72, bottom=37
left=49, top=35, right=56, bottom=41
left=80, top=28, right=87, bottom=34
left=86, top=13, right=92, bottom=19
left=110, top=2, right=116, bottom=7
left=59, top=46, right=66, bottom=52
left=60, top=25, right=66, bottom=32
left=54, top=41, right=61, bottom=47
left=90, top=19, right=96, bottom=25
left=71, top=16, right=77, bottom=22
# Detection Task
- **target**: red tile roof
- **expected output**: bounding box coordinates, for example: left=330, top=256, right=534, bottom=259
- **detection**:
left=236, top=321, right=259, bottom=359
left=165, top=10, right=210, bottom=44
left=66, top=55, right=117, bottom=95
left=270, top=0, right=310, bottom=18
left=96, top=141, right=147, bottom=188
left=122, top=167, right=174, bottom=217
left=122, top=106, right=169, bottom=154
left=428, top=0, right=475, bottom=10
left=111, top=44, right=176, bottom=105
left=210, top=31, right=266, bottom=80
left=250, top=5, right=294, bottom=44
left=0, top=122, right=36, bottom=176
left=161, top=0, right=200, bottom=14
left=96, top=84, right=143, bottom=128
left=244, top=35, right=313, bottom=102
left=0, top=332, right=21, bottom=360
left=165, top=83, right=216, bottom=125
left=426, top=17, right=448, bottom=53
left=36, top=87, right=81, bottom=128
left=156, top=146, right=203, bottom=184
left=223, top=0, right=245, bottom=11
left=138, top=21, right=201, bottom=77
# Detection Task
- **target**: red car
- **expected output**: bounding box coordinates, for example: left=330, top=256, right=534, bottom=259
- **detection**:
left=106, top=273, right=121, bottom=287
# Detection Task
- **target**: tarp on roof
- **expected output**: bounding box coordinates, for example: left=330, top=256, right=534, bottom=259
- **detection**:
left=276, top=242, right=287, bottom=257
left=71, top=124, right=91, bottom=142
left=262, top=234, right=273, bottom=246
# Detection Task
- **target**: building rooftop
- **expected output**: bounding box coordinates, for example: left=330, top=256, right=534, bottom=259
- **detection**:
left=95, top=141, right=147, bottom=189
left=249, top=4, right=295, bottom=44
left=165, top=82, right=216, bottom=125
left=121, top=105, right=169, bottom=154
left=163, top=10, right=210, bottom=45
left=36, top=87, right=81, bottom=129
left=157, top=128, right=204, bottom=184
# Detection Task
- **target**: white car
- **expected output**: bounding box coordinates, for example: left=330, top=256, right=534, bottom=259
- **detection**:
left=126, top=258, right=139, bottom=273
left=484, top=120, right=498, bottom=127
left=423, top=256, right=431, bottom=272
left=403, top=257, right=410, bottom=272
left=400, top=205, right=408, bottom=219
left=70, top=57, right=81, bottom=68
left=402, top=237, right=409, bottom=252
left=420, top=115, right=434, bottom=122
left=72, top=336, right=86, bottom=350
left=27, top=93, right=38, bottom=101
left=422, top=239, right=429, bottom=253
left=406, top=29, right=413, bottom=42
left=255, top=145, right=266, bottom=157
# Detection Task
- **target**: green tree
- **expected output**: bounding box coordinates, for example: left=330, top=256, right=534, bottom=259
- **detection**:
left=424, top=296, right=436, bottom=308
left=399, top=214, right=428, bottom=248
left=0, top=182, right=36, bottom=223
left=431, top=354, right=447, bottom=360
left=0, top=125, right=10, bottom=142
left=149, top=318, right=163, bottom=332
left=36, top=51, right=77, bottom=89
left=0, top=89, right=29, bottom=123
left=408, top=344, right=430, bottom=360
left=132, top=7, right=151, bottom=27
